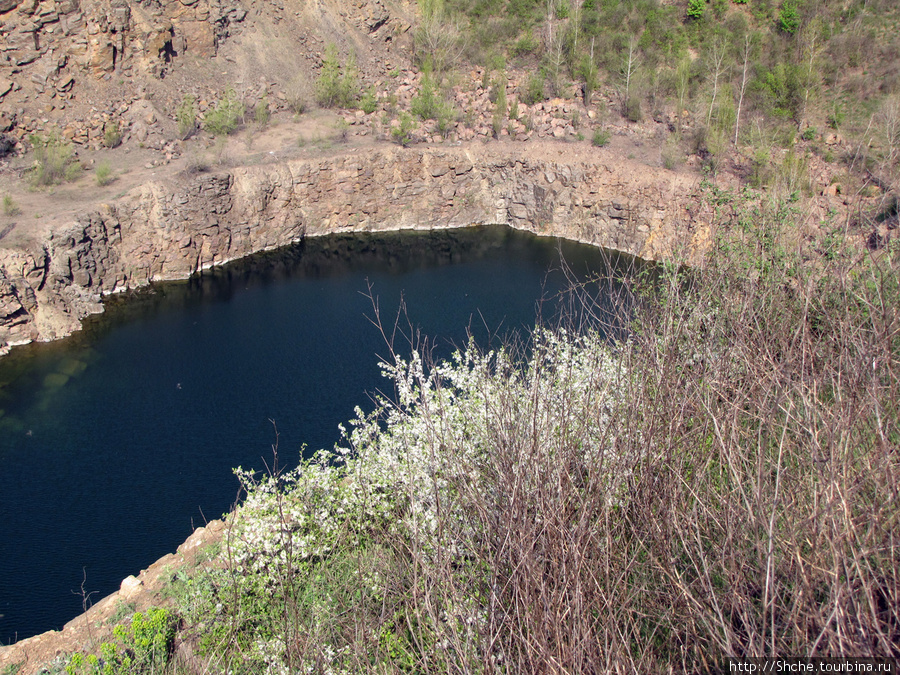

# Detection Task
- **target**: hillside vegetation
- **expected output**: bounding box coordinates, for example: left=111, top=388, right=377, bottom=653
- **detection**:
left=413, top=0, right=899, bottom=212
left=45, top=186, right=899, bottom=674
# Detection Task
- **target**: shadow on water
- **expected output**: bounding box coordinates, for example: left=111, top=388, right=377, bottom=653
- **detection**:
left=0, top=225, right=644, bottom=644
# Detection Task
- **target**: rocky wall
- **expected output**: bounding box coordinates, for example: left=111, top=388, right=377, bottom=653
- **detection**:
left=0, top=146, right=706, bottom=354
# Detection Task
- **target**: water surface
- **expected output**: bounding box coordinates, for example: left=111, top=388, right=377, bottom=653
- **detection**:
left=0, top=225, right=636, bottom=643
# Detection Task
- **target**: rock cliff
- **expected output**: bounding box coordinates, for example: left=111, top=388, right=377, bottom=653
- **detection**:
left=0, top=144, right=705, bottom=355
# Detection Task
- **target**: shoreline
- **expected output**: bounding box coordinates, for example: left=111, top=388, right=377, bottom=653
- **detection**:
left=0, top=141, right=709, bottom=359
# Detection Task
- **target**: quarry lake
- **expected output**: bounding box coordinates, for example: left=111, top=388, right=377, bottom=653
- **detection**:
left=0, top=225, right=636, bottom=644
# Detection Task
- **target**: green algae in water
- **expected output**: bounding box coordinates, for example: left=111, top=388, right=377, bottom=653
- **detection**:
left=58, top=359, right=88, bottom=377
left=42, top=372, right=70, bottom=389
left=0, top=415, right=24, bottom=435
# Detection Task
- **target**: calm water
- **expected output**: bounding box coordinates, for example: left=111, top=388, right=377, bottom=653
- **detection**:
left=0, top=225, right=636, bottom=643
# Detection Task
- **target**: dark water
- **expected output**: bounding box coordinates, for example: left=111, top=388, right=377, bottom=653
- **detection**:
left=0, top=225, right=637, bottom=644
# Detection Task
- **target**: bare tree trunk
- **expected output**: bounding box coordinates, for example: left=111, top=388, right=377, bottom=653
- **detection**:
left=706, top=37, right=726, bottom=130
left=734, top=34, right=751, bottom=145
left=676, top=56, right=690, bottom=134
left=621, top=35, right=639, bottom=117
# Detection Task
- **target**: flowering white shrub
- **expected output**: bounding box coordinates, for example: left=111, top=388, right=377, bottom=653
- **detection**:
left=190, top=328, right=629, bottom=671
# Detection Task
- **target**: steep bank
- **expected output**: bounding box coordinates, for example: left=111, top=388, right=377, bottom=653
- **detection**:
left=0, top=141, right=706, bottom=355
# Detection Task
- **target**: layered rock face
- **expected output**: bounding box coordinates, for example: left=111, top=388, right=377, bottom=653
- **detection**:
left=0, top=146, right=704, bottom=354
left=0, top=0, right=245, bottom=79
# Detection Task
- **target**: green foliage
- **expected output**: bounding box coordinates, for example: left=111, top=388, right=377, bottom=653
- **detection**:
left=750, top=145, right=774, bottom=187
left=333, top=117, right=350, bottom=142
left=359, top=86, right=378, bottom=114
left=592, top=128, right=610, bottom=146
left=254, top=95, right=271, bottom=129
left=2, top=194, right=20, bottom=217
left=492, top=75, right=507, bottom=117
left=392, top=112, right=416, bottom=146
left=204, top=88, right=244, bottom=136
left=520, top=71, right=545, bottom=105
left=625, top=95, right=642, bottom=122
left=578, top=53, right=600, bottom=105
left=102, top=121, right=121, bottom=149
left=176, top=94, right=197, bottom=139
left=779, top=0, right=800, bottom=35
left=687, top=0, right=705, bottom=20
left=106, top=601, right=136, bottom=625
left=315, top=43, right=359, bottom=108
left=94, top=161, right=114, bottom=187
left=65, top=607, right=175, bottom=675
left=411, top=70, right=441, bottom=120
left=411, top=70, right=457, bottom=136
left=28, top=131, right=81, bottom=186
left=511, top=29, right=540, bottom=57
left=827, top=101, right=845, bottom=129
left=752, top=62, right=804, bottom=121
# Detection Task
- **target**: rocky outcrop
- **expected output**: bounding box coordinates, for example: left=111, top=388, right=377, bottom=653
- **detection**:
left=0, top=145, right=706, bottom=355
left=0, top=0, right=248, bottom=79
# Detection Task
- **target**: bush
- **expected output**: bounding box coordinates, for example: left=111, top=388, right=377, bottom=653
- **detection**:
left=204, top=88, right=244, bottom=136
left=176, top=94, right=198, bottom=139
left=592, top=128, right=610, bottom=146
left=391, top=112, right=416, bottom=147
left=687, top=0, right=705, bottom=20
left=359, top=86, right=378, bottom=114
left=625, top=95, right=642, bottom=122
left=103, top=121, right=122, bottom=148
left=411, top=71, right=457, bottom=136
left=28, top=131, right=81, bottom=186
left=254, top=96, right=271, bottom=129
left=779, top=0, right=800, bottom=35
left=411, top=71, right=441, bottom=120
left=2, top=194, right=20, bottom=216
left=95, top=161, right=114, bottom=186
left=511, top=30, right=540, bottom=57
left=414, top=14, right=465, bottom=73
left=315, top=43, right=359, bottom=109
left=520, top=71, right=545, bottom=105
left=65, top=607, right=176, bottom=674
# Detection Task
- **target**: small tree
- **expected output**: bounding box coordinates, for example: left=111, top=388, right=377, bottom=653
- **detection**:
left=779, top=0, right=800, bottom=35
left=29, top=131, right=81, bottom=186
left=618, top=35, right=641, bottom=120
left=176, top=94, right=198, bottom=139
left=204, top=88, right=244, bottom=136
left=254, top=96, right=271, bottom=129
left=103, top=121, right=122, bottom=148
left=392, top=112, right=416, bottom=147
left=579, top=38, right=599, bottom=106
left=315, top=44, right=359, bottom=109
left=415, top=0, right=465, bottom=73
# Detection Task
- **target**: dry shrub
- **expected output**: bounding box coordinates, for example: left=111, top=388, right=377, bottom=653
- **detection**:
left=181, top=187, right=899, bottom=674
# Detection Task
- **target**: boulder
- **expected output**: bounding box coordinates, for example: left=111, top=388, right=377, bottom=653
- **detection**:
left=174, top=20, right=215, bottom=57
